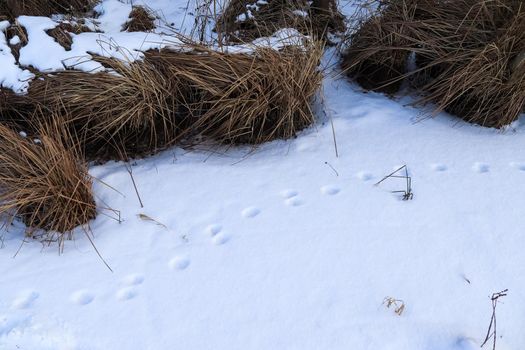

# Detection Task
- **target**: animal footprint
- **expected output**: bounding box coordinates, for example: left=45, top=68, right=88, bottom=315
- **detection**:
left=169, top=256, right=190, bottom=270
left=431, top=163, right=447, bottom=172
left=70, top=290, right=94, bottom=305
left=122, top=274, right=145, bottom=286
left=241, top=207, right=260, bottom=218
left=473, top=162, right=489, bottom=173
left=11, top=290, right=39, bottom=309
left=510, top=162, right=525, bottom=171
left=320, top=185, right=340, bottom=196
left=356, top=171, right=373, bottom=181
left=281, top=190, right=298, bottom=199
left=212, top=233, right=230, bottom=245
left=206, top=224, right=222, bottom=236
left=116, top=287, right=137, bottom=301
left=285, top=197, right=304, bottom=207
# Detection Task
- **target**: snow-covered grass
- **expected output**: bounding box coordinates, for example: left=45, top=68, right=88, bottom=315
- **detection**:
left=1, top=1, right=525, bottom=349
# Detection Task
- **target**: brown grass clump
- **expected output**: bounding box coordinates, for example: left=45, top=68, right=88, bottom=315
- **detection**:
left=0, top=119, right=96, bottom=242
left=0, top=0, right=97, bottom=19
left=342, top=0, right=525, bottom=127
left=46, top=21, right=93, bottom=50
left=123, top=6, right=156, bottom=32
left=3, top=22, right=28, bottom=64
left=217, top=0, right=344, bottom=43
left=26, top=57, right=183, bottom=162
left=341, top=0, right=422, bottom=94
left=145, top=41, right=323, bottom=144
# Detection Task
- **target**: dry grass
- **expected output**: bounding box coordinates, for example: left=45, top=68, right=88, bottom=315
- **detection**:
left=46, top=21, right=93, bottom=50
left=342, top=0, right=525, bottom=127
left=25, top=57, right=183, bottom=162
left=217, top=0, right=345, bottom=43
left=4, top=21, right=28, bottom=64
left=0, top=118, right=96, bottom=245
left=145, top=41, right=324, bottom=144
left=0, top=0, right=97, bottom=19
left=124, top=6, right=156, bottom=32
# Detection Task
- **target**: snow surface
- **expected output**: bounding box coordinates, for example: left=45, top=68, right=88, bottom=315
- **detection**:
left=1, top=1, right=525, bottom=349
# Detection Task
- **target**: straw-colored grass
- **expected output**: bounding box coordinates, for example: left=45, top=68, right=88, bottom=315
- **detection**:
left=145, top=41, right=324, bottom=144
left=342, top=0, right=525, bottom=127
left=46, top=21, right=93, bottom=51
left=124, top=6, right=156, bottom=32
left=0, top=118, right=96, bottom=244
left=217, top=0, right=344, bottom=43
left=26, top=57, right=183, bottom=162
left=0, top=0, right=96, bottom=19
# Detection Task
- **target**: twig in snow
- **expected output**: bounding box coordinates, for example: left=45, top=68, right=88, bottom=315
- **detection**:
left=137, top=213, right=167, bottom=229
left=383, top=297, right=405, bottom=316
left=125, top=163, right=144, bottom=208
left=375, top=165, right=413, bottom=200
left=481, top=289, right=508, bottom=350
left=324, top=161, right=339, bottom=176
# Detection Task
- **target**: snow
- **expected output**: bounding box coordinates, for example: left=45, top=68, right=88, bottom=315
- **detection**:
left=1, top=1, right=525, bottom=350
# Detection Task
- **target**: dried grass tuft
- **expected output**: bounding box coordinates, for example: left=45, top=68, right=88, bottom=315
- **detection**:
left=145, top=41, right=324, bottom=144
left=26, top=57, right=183, bottom=162
left=0, top=118, right=96, bottom=242
left=342, top=0, right=525, bottom=127
left=124, top=6, right=156, bottom=32
left=46, top=21, right=93, bottom=50
left=0, top=0, right=97, bottom=19
left=217, top=0, right=345, bottom=43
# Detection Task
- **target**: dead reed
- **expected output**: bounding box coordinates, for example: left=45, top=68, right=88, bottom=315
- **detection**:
left=46, top=21, right=93, bottom=50
left=0, top=0, right=96, bottom=19
left=124, top=6, right=156, bottom=32
left=217, top=0, right=344, bottom=43
left=25, top=57, right=183, bottom=162
left=0, top=118, right=96, bottom=244
left=342, top=0, right=525, bottom=127
left=145, top=41, right=324, bottom=144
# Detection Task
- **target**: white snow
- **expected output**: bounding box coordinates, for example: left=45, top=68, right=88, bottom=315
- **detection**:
left=1, top=1, right=525, bottom=350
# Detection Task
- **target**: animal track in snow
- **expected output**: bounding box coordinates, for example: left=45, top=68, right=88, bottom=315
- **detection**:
left=70, top=290, right=94, bottom=305
left=241, top=207, right=260, bottom=218
left=472, top=162, right=490, bottom=173
left=206, top=224, right=222, bottom=236
left=169, top=256, right=190, bottom=270
left=280, top=189, right=299, bottom=199
left=320, top=185, right=340, bottom=195
left=11, top=290, right=39, bottom=309
left=212, top=233, right=230, bottom=245
left=510, top=162, right=525, bottom=171
left=430, top=164, right=447, bottom=172
left=116, top=287, right=138, bottom=301
left=122, top=274, right=145, bottom=286
left=356, top=171, right=373, bottom=181
left=285, top=197, right=304, bottom=207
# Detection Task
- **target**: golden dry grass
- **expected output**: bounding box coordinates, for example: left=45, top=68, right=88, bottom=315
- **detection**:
left=145, top=41, right=324, bottom=144
left=342, top=0, right=525, bottom=127
left=124, top=6, right=156, bottom=32
left=217, top=0, right=344, bottom=43
left=0, top=0, right=96, bottom=19
left=26, top=57, right=183, bottom=162
left=0, top=118, right=96, bottom=245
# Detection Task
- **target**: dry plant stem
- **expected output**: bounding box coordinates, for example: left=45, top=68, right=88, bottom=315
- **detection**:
left=481, top=289, right=508, bottom=350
